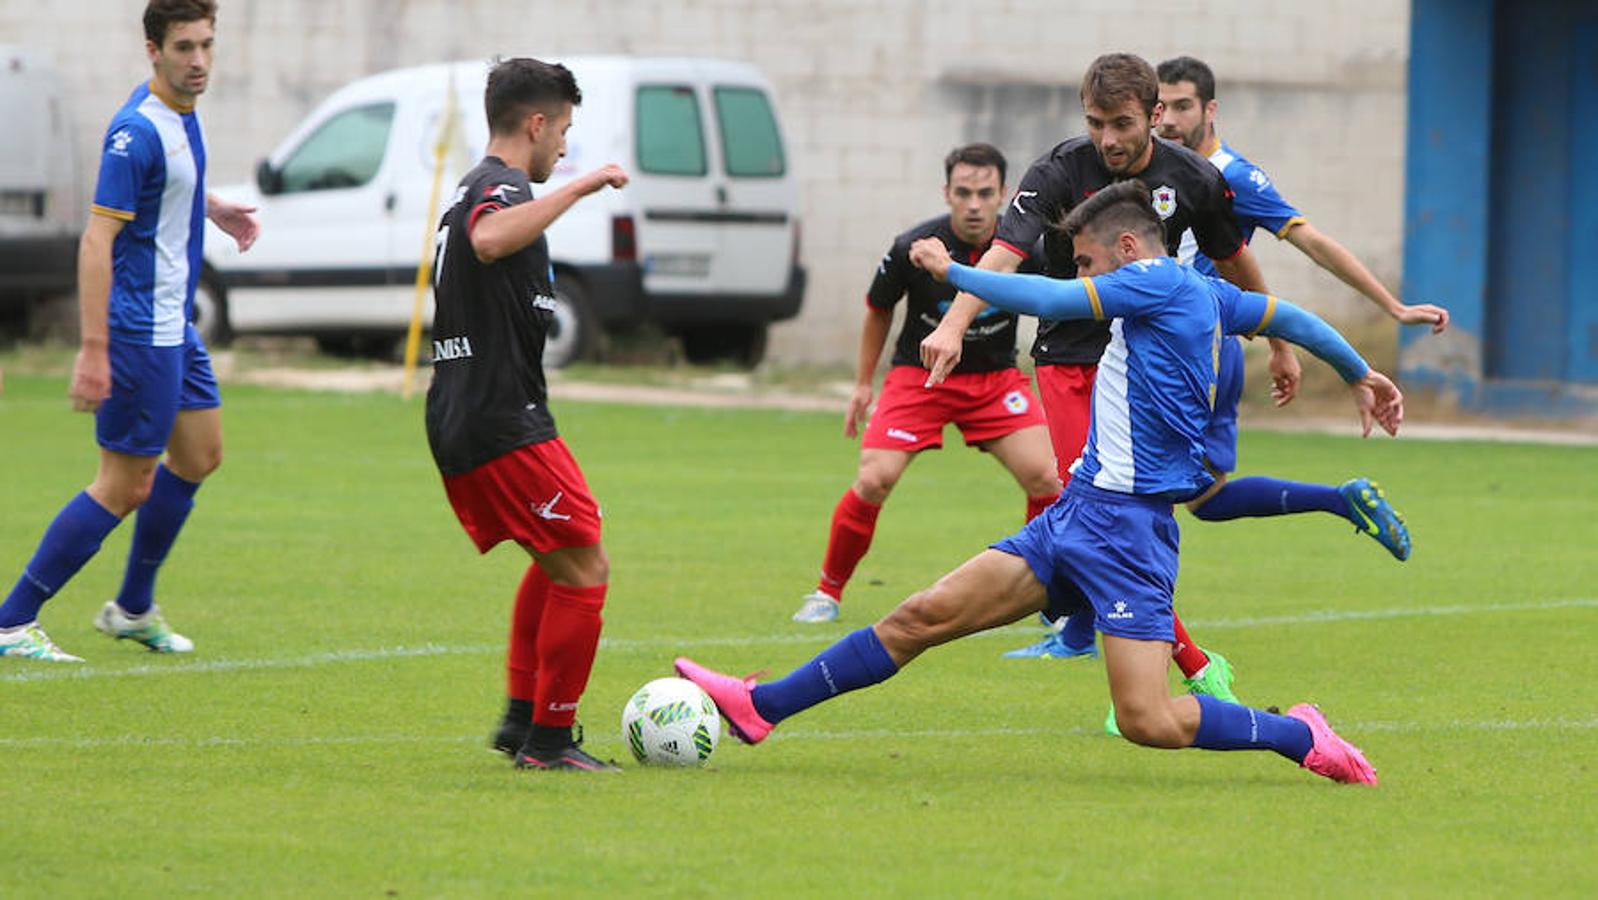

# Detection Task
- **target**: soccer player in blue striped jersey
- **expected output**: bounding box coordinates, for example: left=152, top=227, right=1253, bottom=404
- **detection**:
left=1154, top=55, right=1436, bottom=562
left=675, top=180, right=1394, bottom=785
left=0, top=1, right=259, bottom=662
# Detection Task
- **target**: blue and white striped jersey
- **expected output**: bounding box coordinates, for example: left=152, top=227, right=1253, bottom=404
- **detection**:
left=1178, top=141, right=1303, bottom=278
left=91, top=81, right=208, bottom=347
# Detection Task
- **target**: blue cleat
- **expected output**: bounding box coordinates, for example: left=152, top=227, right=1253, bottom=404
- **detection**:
left=1002, top=630, right=1097, bottom=659
left=1337, top=478, right=1411, bottom=561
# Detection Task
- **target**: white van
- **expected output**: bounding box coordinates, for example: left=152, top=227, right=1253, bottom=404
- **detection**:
left=203, top=56, right=805, bottom=366
left=0, top=47, right=81, bottom=326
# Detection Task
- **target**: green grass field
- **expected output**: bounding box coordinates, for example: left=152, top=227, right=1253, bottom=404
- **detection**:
left=2, top=369, right=1595, bottom=896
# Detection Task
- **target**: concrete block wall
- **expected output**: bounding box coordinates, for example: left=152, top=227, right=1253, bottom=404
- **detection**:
left=0, top=0, right=1410, bottom=365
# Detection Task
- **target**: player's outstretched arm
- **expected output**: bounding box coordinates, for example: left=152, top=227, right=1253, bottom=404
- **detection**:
left=1284, top=222, right=1448, bottom=334
left=471, top=164, right=629, bottom=263
left=910, top=241, right=1098, bottom=322
left=917, top=242, right=1023, bottom=386
left=207, top=193, right=259, bottom=252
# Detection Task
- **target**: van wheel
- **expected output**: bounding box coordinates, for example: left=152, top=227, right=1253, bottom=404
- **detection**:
left=194, top=273, right=232, bottom=346
left=680, top=324, right=767, bottom=368
left=545, top=277, right=596, bottom=369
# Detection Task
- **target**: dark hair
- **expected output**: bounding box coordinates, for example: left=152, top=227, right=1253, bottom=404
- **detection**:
left=144, top=0, right=217, bottom=47
left=943, top=142, right=1007, bottom=185
left=485, top=57, right=582, bottom=136
left=1062, top=179, right=1162, bottom=247
left=1157, top=55, right=1217, bottom=105
left=1080, top=53, right=1159, bottom=117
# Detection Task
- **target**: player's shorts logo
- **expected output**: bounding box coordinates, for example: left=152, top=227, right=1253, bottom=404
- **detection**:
left=1151, top=185, right=1177, bottom=220
left=1003, top=390, right=1029, bottom=415
left=1106, top=600, right=1135, bottom=620
left=886, top=427, right=918, bottom=443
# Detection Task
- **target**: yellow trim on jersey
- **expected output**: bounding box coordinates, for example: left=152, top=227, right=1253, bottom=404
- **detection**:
left=90, top=204, right=135, bottom=222
left=1247, top=294, right=1279, bottom=339
left=1274, top=216, right=1307, bottom=239
left=1083, top=277, right=1105, bottom=320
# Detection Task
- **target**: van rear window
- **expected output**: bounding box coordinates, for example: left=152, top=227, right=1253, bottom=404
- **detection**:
left=279, top=102, right=395, bottom=193
left=636, top=86, right=707, bottom=176
left=714, top=87, right=784, bottom=178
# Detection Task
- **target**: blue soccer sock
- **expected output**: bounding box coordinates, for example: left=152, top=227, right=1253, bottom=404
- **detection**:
left=1058, top=613, right=1096, bottom=651
left=0, top=492, right=124, bottom=629
left=1190, top=476, right=1349, bottom=523
left=751, top=627, right=900, bottom=724
left=115, top=465, right=201, bottom=616
left=1191, top=693, right=1314, bottom=763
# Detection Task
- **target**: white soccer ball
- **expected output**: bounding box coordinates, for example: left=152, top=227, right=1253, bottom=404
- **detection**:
left=620, top=677, right=721, bottom=767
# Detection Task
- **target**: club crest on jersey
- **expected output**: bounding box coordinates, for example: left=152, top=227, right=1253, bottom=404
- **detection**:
left=1151, top=184, right=1177, bottom=220
left=1003, top=390, right=1029, bottom=415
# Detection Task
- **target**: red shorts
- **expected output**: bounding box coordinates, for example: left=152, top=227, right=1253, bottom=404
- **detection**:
left=862, top=366, right=1047, bottom=452
left=1035, top=363, right=1098, bottom=483
left=442, top=438, right=602, bottom=554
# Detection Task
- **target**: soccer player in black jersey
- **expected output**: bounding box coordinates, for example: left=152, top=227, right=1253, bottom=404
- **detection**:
left=920, top=54, right=1286, bottom=695
left=426, top=58, right=628, bottom=772
left=790, top=143, right=1060, bottom=624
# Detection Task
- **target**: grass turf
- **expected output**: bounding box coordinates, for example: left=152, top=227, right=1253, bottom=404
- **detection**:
left=1, top=370, right=1595, bottom=896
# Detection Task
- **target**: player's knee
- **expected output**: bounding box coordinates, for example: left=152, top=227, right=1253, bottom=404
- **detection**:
left=879, top=585, right=956, bottom=649
left=1022, top=467, right=1062, bottom=498
left=1114, top=704, right=1185, bottom=748
left=169, top=446, right=222, bottom=482
left=852, top=472, right=895, bottom=505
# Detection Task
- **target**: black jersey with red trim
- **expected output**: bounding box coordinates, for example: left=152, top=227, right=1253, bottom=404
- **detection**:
left=425, top=156, right=560, bottom=476
left=994, top=135, right=1245, bottom=365
left=868, top=215, right=1041, bottom=373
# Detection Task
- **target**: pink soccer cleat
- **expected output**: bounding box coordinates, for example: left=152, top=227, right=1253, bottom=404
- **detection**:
left=674, top=656, right=775, bottom=745
left=1287, top=703, right=1378, bottom=786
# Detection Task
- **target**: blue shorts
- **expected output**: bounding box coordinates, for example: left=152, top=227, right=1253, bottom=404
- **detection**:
left=1203, top=336, right=1244, bottom=474
left=98, top=324, right=221, bottom=457
left=991, top=479, right=1179, bottom=642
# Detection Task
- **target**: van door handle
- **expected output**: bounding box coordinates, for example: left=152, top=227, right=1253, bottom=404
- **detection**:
left=715, top=185, right=728, bottom=206
left=384, top=192, right=397, bottom=212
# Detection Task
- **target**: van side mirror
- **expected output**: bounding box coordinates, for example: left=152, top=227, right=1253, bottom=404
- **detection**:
left=256, top=159, right=283, bottom=196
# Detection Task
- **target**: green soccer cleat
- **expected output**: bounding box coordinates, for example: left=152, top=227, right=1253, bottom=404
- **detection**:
left=1338, top=478, right=1412, bottom=561
left=0, top=622, right=84, bottom=663
left=94, top=602, right=194, bottom=653
left=1182, top=650, right=1239, bottom=704
left=1104, top=703, right=1121, bottom=738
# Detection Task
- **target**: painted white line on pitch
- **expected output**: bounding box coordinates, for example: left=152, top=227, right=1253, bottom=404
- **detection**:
left=3, top=597, right=1593, bottom=686
left=0, top=717, right=1593, bottom=751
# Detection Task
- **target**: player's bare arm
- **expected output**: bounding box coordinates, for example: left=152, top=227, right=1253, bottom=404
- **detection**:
left=70, top=213, right=126, bottom=413
left=1283, top=221, right=1449, bottom=334
left=846, top=305, right=894, bottom=438
left=917, top=242, right=1022, bottom=384
left=1213, top=245, right=1302, bottom=406
left=470, top=164, right=629, bottom=263
left=206, top=192, right=259, bottom=252
left=1351, top=370, right=1404, bottom=438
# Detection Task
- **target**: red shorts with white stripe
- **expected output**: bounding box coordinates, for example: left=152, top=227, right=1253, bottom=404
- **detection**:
left=862, top=365, right=1047, bottom=452
left=442, top=438, right=602, bottom=554
left=1035, top=362, right=1098, bottom=483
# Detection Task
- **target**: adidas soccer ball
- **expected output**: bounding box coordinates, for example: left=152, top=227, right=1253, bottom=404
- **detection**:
left=620, top=677, right=721, bottom=767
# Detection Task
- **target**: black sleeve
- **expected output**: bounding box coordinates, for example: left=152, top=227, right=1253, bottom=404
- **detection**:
left=994, top=159, right=1070, bottom=259
left=1190, top=166, right=1247, bottom=263
left=865, top=235, right=913, bottom=309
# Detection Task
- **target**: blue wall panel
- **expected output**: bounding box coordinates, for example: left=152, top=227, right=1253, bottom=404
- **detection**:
left=1566, top=20, right=1598, bottom=384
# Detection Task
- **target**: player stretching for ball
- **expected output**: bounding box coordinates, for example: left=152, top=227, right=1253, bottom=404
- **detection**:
left=678, top=181, right=1394, bottom=785
left=790, top=143, right=1060, bottom=624
left=427, top=58, right=627, bottom=772
left=0, top=0, right=258, bottom=662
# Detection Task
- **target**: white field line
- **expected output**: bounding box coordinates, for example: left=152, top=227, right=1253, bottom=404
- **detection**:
left=0, top=717, right=1594, bottom=751
left=3, top=597, right=1594, bottom=686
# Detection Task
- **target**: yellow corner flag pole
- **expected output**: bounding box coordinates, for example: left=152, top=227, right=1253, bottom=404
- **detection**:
left=402, top=71, right=460, bottom=401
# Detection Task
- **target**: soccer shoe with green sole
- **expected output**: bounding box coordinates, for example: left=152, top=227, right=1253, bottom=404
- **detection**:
left=93, top=602, right=194, bottom=653
left=0, top=622, right=84, bottom=663
left=1002, top=631, right=1097, bottom=659
left=1105, top=650, right=1239, bottom=737
left=1338, top=478, right=1411, bottom=561
left=513, top=726, right=621, bottom=772
left=1286, top=703, right=1378, bottom=785
left=791, top=591, right=840, bottom=623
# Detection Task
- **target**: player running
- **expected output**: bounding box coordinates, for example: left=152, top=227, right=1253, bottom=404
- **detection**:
left=676, top=180, right=1393, bottom=785
left=790, top=143, right=1060, bottom=624
left=426, top=58, right=628, bottom=772
left=0, top=0, right=258, bottom=662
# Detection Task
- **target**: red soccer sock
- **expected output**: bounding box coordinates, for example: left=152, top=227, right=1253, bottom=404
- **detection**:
left=816, top=488, right=881, bottom=601
left=507, top=564, right=551, bottom=702
left=1026, top=492, right=1060, bottom=522
left=1171, top=612, right=1211, bottom=679
left=532, top=583, right=606, bottom=728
